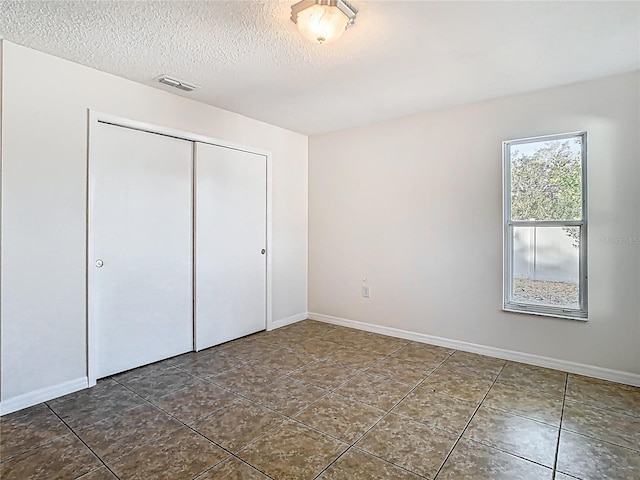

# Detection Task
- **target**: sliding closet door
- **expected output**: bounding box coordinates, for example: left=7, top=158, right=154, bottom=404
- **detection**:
left=89, top=123, right=193, bottom=379
left=195, top=143, right=267, bottom=350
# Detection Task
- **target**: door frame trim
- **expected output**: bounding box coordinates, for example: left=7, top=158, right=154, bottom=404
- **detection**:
left=86, top=110, right=273, bottom=386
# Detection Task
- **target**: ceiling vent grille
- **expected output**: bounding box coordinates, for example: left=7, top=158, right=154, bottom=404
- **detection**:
left=157, top=75, right=200, bottom=92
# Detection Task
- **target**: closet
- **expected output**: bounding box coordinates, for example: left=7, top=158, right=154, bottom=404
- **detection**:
left=88, top=118, right=268, bottom=380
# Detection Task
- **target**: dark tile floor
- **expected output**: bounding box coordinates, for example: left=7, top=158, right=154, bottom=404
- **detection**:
left=1, top=320, right=639, bottom=479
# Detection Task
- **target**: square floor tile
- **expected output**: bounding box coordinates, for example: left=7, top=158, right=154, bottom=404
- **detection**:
left=0, top=433, right=102, bottom=480
left=197, top=456, right=269, bottom=479
left=47, top=379, right=146, bottom=429
left=0, top=404, right=70, bottom=461
left=170, top=350, right=242, bottom=378
left=562, top=399, right=640, bottom=451
left=116, top=366, right=202, bottom=401
left=324, top=348, right=386, bottom=370
left=392, top=387, right=477, bottom=435
left=291, top=360, right=361, bottom=390
left=355, top=413, right=457, bottom=478
left=366, top=356, right=436, bottom=385
left=436, top=438, right=553, bottom=479
left=112, top=362, right=172, bottom=383
left=218, top=337, right=280, bottom=363
left=210, top=363, right=283, bottom=395
left=320, top=328, right=372, bottom=349
left=290, top=338, right=343, bottom=357
left=248, top=376, right=328, bottom=416
left=162, top=350, right=201, bottom=365
left=108, top=427, right=228, bottom=480
left=557, top=430, right=640, bottom=480
left=253, top=329, right=307, bottom=349
left=391, top=342, right=453, bottom=365
left=336, top=373, right=414, bottom=411
left=238, top=421, right=347, bottom=480
left=295, top=393, right=385, bottom=443
left=284, top=320, right=338, bottom=338
left=191, top=398, right=285, bottom=452
left=317, top=448, right=422, bottom=479
left=483, top=382, right=562, bottom=426
left=422, top=368, right=493, bottom=403
left=355, top=334, right=409, bottom=355
left=463, top=406, right=558, bottom=467
left=496, top=362, right=566, bottom=399
left=257, top=348, right=317, bottom=376
left=440, top=351, right=506, bottom=381
left=75, top=403, right=182, bottom=462
left=151, top=380, right=237, bottom=423
left=566, top=374, right=640, bottom=417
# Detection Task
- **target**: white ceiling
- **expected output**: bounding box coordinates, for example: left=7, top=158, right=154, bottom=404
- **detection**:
left=1, top=1, right=639, bottom=135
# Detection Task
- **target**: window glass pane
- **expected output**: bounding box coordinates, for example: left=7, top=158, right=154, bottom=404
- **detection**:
left=512, top=226, right=580, bottom=308
left=510, top=137, right=583, bottom=221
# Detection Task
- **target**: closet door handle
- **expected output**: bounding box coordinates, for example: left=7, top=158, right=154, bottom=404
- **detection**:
left=261, top=249, right=266, bottom=255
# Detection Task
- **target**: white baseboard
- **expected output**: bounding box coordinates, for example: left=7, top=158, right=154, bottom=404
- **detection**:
left=268, top=312, right=308, bottom=331
left=1, top=377, right=89, bottom=416
left=308, top=312, right=640, bottom=387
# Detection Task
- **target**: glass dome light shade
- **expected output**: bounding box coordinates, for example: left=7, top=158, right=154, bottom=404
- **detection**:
left=295, top=4, right=350, bottom=44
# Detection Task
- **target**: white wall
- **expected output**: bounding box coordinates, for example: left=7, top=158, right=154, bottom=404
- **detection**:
left=0, top=41, right=308, bottom=407
left=309, top=72, right=640, bottom=378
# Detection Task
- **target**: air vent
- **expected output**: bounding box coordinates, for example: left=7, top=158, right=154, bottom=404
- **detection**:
left=157, top=75, right=200, bottom=92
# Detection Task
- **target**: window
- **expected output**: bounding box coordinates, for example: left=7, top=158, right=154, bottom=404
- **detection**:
left=503, top=132, right=587, bottom=319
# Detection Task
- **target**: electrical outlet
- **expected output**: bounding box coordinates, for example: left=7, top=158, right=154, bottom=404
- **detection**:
left=362, top=285, right=371, bottom=298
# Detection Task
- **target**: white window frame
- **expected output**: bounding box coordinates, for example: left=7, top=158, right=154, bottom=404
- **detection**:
left=503, top=131, right=588, bottom=320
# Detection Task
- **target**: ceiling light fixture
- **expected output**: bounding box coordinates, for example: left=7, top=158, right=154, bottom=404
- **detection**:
left=291, top=0, right=356, bottom=45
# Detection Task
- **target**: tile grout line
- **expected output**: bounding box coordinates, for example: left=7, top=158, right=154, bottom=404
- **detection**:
left=117, top=337, right=383, bottom=480
left=552, top=374, right=570, bottom=479
left=310, top=348, right=457, bottom=479
left=431, top=361, right=507, bottom=480
left=546, top=397, right=640, bottom=454
left=109, top=376, right=266, bottom=480
left=191, top=327, right=370, bottom=478
left=302, top=330, right=640, bottom=476
left=120, top=336, right=357, bottom=466
left=173, top=331, right=567, bottom=459
left=143, top=331, right=639, bottom=477
left=222, top=361, right=368, bottom=456
left=193, top=456, right=276, bottom=480
left=472, top=377, right=567, bottom=429
left=170, top=337, right=311, bottom=480
left=7, top=322, right=631, bottom=480
left=0, top=406, right=77, bottom=465
left=195, top=331, right=429, bottom=479
left=426, top=364, right=573, bottom=473
left=44, top=403, right=122, bottom=480
left=48, top=395, right=162, bottom=434
left=211, top=329, right=632, bottom=478
left=110, top=372, right=280, bottom=479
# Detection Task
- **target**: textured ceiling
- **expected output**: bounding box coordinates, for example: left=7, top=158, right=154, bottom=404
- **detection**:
left=1, top=1, right=639, bottom=135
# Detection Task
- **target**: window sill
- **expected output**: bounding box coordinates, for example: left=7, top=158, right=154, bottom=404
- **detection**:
left=503, top=305, right=588, bottom=321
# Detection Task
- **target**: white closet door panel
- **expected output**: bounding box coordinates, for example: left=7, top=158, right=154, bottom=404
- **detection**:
left=195, top=143, right=266, bottom=350
left=89, top=123, right=193, bottom=378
